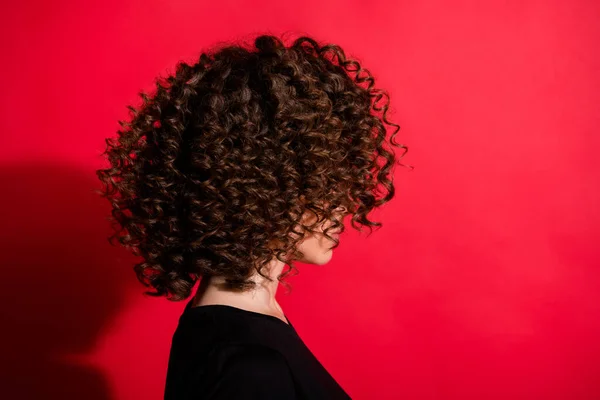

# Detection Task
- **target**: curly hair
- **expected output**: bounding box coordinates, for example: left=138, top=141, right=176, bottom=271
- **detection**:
left=95, top=33, right=412, bottom=301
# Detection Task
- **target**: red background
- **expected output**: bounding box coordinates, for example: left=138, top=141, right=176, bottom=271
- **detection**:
left=1, top=0, right=599, bottom=399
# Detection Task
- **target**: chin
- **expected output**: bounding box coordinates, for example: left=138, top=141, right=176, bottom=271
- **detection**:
left=311, top=249, right=334, bottom=265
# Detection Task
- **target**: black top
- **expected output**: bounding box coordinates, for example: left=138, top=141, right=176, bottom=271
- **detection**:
left=164, top=298, right=352, bottom=399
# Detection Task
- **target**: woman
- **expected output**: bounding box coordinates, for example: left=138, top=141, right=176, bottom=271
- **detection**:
left=96, top=33, right=410, bottom=399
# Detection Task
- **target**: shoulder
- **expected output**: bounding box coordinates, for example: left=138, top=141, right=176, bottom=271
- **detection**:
left=205, top=344, right=297, bottom=399
left=221, top=343, right=290, bottom=372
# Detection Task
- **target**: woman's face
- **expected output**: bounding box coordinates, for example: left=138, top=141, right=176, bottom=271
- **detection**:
left=293, top=203, right=347, bottom=265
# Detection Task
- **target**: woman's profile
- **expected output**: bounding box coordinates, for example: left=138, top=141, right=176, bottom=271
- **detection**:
left=96, top=33, right=410, bottom=399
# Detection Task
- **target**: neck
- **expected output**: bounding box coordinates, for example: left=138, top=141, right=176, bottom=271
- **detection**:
left=192, top=257, right=287, bottom=314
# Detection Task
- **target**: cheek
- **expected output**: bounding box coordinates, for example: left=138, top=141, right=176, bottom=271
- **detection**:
left=305, top=235, right=335, bottom=265
left=297, top=232, right=335, bottom=257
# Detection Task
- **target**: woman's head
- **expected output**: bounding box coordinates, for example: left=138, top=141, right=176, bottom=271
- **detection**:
left=96, top=33, right=411, bottom=301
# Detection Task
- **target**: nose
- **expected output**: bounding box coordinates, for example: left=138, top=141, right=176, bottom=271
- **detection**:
left=334, top=205, right=348, bottom=216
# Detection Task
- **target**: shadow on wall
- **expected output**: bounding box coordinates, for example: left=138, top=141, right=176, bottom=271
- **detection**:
left=0, top=162, right=131, bottom=400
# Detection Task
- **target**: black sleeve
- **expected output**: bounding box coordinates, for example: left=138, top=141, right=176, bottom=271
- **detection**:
left=205, top=345, right=297, bottom=399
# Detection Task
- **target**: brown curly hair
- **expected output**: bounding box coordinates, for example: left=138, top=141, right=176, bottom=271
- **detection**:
left=95, top=33, right=412, bottom=302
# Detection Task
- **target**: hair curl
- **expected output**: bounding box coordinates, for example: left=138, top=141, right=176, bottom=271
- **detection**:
left=95, top=33, right=412, bottom=301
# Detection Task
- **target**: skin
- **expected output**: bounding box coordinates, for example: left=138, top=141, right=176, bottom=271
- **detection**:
left=192, top=204, right=346, bottom=325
